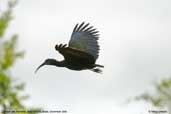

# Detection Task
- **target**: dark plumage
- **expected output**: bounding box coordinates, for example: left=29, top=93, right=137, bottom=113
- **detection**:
left=35, top=22, right=104, bottom=73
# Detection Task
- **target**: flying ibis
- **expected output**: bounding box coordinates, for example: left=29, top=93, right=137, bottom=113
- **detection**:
left=35, top=22, right=104, bottom=73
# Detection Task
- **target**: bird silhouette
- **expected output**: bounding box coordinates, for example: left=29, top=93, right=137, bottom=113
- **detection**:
left=35, top=22, right=104, bottom=73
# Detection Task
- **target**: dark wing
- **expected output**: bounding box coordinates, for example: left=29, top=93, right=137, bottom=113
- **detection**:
left=69, top=22, right=100, bottom=60
left=55, top=44, right=95, bottom=64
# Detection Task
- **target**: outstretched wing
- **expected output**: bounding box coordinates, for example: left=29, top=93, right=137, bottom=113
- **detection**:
left=69, top=22, right=100, bottom=60
left=55, top=44, right=95, bottom=64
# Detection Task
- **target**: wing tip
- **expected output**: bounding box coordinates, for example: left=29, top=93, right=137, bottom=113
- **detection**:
left=70, top=22, right=100, bottom=59
left=74, top=22, right=100, bottom=38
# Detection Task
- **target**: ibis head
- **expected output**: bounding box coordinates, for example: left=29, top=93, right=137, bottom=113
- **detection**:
left=35, top=59, right=64, bottom=73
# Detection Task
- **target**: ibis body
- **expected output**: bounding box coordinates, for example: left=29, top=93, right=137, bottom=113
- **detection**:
left=36, top=22, right=104, bottom=73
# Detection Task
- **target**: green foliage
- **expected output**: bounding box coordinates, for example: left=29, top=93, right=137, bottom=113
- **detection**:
left=1, top=34, right=24, bottom=70
left=0, top=0, right=40, bottom=114
left=132, top=77, right=171, bottom=113
left=0, top=72, right=27, bottom=110
left=0, top=0, right=17, bottom=37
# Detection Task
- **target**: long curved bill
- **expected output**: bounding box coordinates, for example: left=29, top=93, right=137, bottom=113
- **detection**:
left=35, top=62, right=45, bottom=74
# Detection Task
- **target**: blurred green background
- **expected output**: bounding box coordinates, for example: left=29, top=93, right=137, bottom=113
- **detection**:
left=0, top=1, right=40, bottom=114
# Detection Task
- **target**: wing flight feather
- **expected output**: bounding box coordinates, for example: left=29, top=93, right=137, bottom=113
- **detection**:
left=69, top=22, right=100, bottom=60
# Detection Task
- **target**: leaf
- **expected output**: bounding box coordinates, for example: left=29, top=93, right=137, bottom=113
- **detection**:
left=0, top=10, right=12, bottom=38
left=0, top=0, right=17, bottom=38
left=15, top=51, right=25, bottom=58
left=14, top=83, right=25, bottom=91
left=8, top=0, right=17, bottom=9
left=1, top=35, right=25, bottom=69
left=19, top=95, right=29, bottom=101
left=0, top=72, right=11, bottom=91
